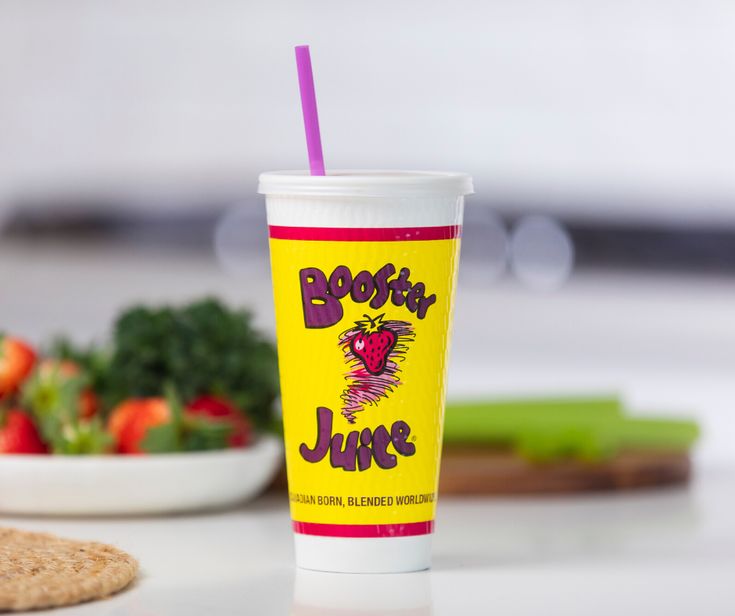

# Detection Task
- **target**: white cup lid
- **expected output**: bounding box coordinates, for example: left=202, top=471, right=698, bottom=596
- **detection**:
left=258, top=170, right=473, bottom=198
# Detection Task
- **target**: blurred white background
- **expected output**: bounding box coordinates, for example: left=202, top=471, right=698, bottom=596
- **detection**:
left=2, top=0, right=735, bottom=224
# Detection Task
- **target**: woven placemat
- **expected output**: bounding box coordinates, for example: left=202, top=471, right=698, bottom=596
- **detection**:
left=0, top=527, right=138, bottom=612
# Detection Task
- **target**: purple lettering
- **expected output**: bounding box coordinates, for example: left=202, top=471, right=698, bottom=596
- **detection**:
left=371, top=425, right=397, bottom=469
left=300, top=267, right=343, bottom=328
left=299, top=264, right=437, bottom=326
left=417, top=294, right=436, bottom=319
left=328, top=265, right=352, bottom=299
left=405, top=281, right=425, bottom=313
left=299, top=407, right=415, bottom=471
left=330, top=432, right=359, bottom=471
left=357, top=428, right=373, bottom=471
left=406, top=283, right=438, bottom=319
left=388, top=268, right=412, bottom=307
left=299, top=407, right=332, bottom=462
left=350, top=270, right=375, bottom=303
left=391, top=421, right=416, bottom=456
left=370, top=263, right=396, bottom=309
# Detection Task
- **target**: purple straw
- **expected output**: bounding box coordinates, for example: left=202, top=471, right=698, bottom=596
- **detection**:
left=295, top=45, right=326, bottom=176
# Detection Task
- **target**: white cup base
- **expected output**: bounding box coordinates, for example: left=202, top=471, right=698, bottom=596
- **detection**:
left=294, top=534, right=433, bottom=573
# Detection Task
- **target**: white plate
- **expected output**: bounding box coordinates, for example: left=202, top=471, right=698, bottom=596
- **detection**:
left=0, top=435, right=283, bottom=516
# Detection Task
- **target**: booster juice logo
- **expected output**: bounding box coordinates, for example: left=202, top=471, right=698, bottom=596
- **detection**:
left=299, top=263, right=436, bottom=329
left=297, top=263, right=433, bottom=472
left=300, top=407, right=416, bottom=472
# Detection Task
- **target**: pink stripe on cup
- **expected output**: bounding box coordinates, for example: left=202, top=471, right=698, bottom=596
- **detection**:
left=293, top=520, right=434, bottom=538
left=268, top=225, right=461, bottom=242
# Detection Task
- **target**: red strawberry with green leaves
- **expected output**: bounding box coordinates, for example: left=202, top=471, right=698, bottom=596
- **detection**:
left=21, top=358, right=112, bottom=454
left=108, top=388, right=237, bottom=454
left=186, top=395, right=253, bottom=447
left=349, top=314, right=397, bottom=376
left=108, top=397, right=172, bottom=454
left=34, top=359, right=99, bottom=420
left=0, top=335, right=36, bottom=400
left=0, top=409, right=48, bottom=454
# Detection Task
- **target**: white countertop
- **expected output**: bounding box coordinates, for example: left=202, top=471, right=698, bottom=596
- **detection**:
left=5, top=468, right=734, bottom=616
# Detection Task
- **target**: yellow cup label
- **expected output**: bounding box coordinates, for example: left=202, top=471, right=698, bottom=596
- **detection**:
left=269, top=225, right=460, bottom=536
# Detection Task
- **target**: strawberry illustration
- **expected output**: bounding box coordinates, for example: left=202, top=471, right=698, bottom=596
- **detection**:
left=349, top=314, right=398, bottom=376
left=338, top=316, right=414, bottom=423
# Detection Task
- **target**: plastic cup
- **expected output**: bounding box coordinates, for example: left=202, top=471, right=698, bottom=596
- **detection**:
left=259, top=170, right=473, bottom=573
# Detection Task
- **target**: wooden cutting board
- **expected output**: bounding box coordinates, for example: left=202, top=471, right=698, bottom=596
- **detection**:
left=439, top=447, right=691, bottom=494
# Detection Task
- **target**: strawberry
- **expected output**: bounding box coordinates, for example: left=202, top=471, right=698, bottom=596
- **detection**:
left=21, top=358, right=111, bottom=454
left=35, top=359, right=99, bottom=419
left=0, top=410, right=48, bottom=454
left=0, top=336, right=36, bottom=399
left=108, top=398, right=171, bottom=454
left=186, top=395, right=252, bottom=447
left=109, top=390, right=236, bottom=454
left=349, top=314, right=397, bottom=376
